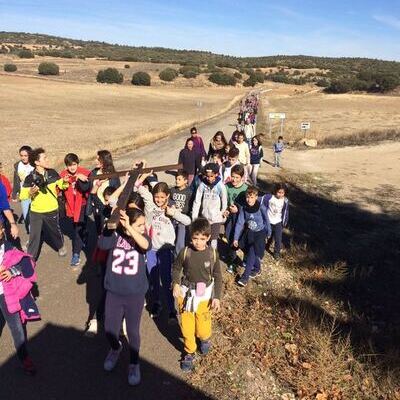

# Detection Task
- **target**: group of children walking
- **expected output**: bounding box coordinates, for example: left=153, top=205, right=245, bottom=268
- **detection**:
left=0, top=94, right=289, bottom=385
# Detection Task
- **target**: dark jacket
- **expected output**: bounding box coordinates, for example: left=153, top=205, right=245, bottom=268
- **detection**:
left=178, top=148, right=201, bottom=175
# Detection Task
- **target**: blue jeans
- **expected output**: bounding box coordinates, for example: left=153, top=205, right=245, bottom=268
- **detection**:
left=21, top=198, right=31, bottom=234
left=241, top=245, right=261, bottom=281
left=174, top=223, right=187, bottom=257
left=268, top=222, right=283, bottom=255
left=147, top=248, right=175, bottom=313
left=0, top=294, right=28, bottom=361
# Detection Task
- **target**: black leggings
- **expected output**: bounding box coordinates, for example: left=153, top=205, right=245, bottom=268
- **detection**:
left=104, top=291, right=145, bottom=364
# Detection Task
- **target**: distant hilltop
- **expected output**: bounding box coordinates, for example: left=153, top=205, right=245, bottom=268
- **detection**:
left=1, top=31, right=399, bottom=93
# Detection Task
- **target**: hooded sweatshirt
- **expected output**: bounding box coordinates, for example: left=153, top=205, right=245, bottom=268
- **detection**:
left=192, top=176, right=227, bottom=224
left=138, top=185, right=191, bottom=250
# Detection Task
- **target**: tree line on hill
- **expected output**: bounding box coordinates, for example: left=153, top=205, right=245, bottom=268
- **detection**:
left=1, top=32, right=399, bottom=92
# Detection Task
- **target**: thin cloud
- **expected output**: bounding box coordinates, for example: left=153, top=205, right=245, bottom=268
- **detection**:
left=373, top=15, right=400, bottom=30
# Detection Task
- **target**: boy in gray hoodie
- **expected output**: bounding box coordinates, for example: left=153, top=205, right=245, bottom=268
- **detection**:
left=192, top=163, right=227, bottom=249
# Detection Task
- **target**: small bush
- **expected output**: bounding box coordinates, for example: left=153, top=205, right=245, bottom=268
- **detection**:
left=38, top=62, right=59, bottom=75
left=233, top=72, right=242, bottom=80
left=131, top=71, right=151, bottom=86
left=96, top=68, right=124, bottom=84
left=4, top=63, right=17, bottom=72
left=253, top=71, right=265, bottom=83
left=243, top=76, right=257, bottom=87
left=324, top=80, right=352, bottom=94
left=159, top=68, right=178, bottom=81
left=18, top=49, right=34, bottom=59
left=208, top=72, right=236, bottom=86
left=124, top=64, right=130, bottom=69
left=183, top=70, right=198, bottom=79
left=316, top=78, right=329, bottom=87
left=179, top=65, right=200, bottom=75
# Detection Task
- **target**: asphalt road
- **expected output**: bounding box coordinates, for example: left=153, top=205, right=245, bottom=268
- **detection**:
left=0, top=104, right=246, bottom=399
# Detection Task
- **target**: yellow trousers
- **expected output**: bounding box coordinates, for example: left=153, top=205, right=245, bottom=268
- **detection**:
left=178, top=297, right=212, bottom=354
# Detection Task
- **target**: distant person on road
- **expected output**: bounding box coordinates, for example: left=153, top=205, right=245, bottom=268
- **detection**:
left=189, top=127, right=207, bottom=163
left=249, top=135, right=264, bottom=186
left=12, top=146, right=34, bottom=235
left=207, top=131, right=227, bottom=160
left=172, top=218, right=222, bottom=372
left=273, top=136, right=284, bottom=168
left=178, top=138, right=201, bottom=185
left=19, top=148, right=68, bottom=260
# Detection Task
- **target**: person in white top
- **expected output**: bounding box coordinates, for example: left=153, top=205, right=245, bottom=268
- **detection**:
left=233, top=132, right=250, bottom=181
left=12, top=146, right=34, bottom=234
left=262, top=183, right=290, bottom=260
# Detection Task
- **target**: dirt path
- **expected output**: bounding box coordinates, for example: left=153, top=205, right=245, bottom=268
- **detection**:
left=266, top=142, right=400, bottom=214
left=0, top=105, right=250, bottom=400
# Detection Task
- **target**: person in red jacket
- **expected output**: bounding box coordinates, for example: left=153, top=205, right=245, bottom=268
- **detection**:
left=59, top=153, right=91, bottom=267
left=0, top=162, right=12, bottom=200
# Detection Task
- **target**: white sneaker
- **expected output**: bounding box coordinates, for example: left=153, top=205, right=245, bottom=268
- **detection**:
left=122, top=319, right=127, bottom=336
left=84, top=319, right=98, bottom=336
left=104, top=344, right=122, bottom=371
left=128, top=364, right=141, bottom=386
left=58, top=246, right=67, bottom=257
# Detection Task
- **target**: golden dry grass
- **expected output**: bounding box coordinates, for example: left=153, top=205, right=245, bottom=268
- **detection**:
left=263, top=89, right=400, bottom=143
left=0, top=74, right=246, bottom=176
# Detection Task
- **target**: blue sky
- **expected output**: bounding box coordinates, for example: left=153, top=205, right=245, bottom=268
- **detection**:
left=1, top=0, right=399, bottom=60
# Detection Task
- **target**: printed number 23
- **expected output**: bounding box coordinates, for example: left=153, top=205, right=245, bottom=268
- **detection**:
left=111, top=249, right=139, bottom=275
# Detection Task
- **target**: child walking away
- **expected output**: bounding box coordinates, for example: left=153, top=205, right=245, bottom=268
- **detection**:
left=59, top=153, right=91, bottom=267
left=97, top=209, right=150, bottom=386
left=170, top=170, right=193, bottom=256
left=263, top=183, right=289, bottom=260
left=233, top=186, right=271, bottom=287
left=192, top=163, right=227, bottom=250
left=178, top=139, right=201, bottom=186
left=137, top=178, right=191, bottom=321
left=249, top=136, right=264, bottom=186
left=224, top=164, right=247, bottom=274
left=0, top=221, right=39, bottom=375
left=273, top=136, right=284, bottom=168
left=172, top=218, right=222, bottom=372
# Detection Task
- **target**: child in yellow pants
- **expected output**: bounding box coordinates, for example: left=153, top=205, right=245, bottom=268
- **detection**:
left=172, top=218, right=223, bottom=372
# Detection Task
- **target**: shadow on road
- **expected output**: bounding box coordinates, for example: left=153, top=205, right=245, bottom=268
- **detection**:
left=0, top=323, right=214, bottom=400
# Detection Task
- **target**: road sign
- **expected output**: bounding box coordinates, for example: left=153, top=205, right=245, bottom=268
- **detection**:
left=269, top=112, right=286, bottom=120
left=301, top=122, right=311, bottom=130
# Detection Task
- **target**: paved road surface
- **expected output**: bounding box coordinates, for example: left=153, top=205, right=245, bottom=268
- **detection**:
left=0, top=102, right=258, bottom=400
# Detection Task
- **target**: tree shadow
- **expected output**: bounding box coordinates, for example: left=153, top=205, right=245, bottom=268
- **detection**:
left=0, top=324, right=213, bottom=400
left=258, top=175, right=400, bottom=374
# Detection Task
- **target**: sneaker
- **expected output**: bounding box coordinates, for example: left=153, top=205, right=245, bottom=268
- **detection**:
left=58, top=246, right=67, bottom=257
left=249, top=270, right=261, bottom=279
left=104, top=343, right=122, bottom=371
left=70, top=253, right=80, bottom=267
left=226, top=264, right=236, bottom=274
left=237, top=277, right=248, bottom=287
left=180, top=353, right=195, bottom=372
left=150, top=302, right=162, bottom=319
left=199, top=340, right=211, bottom=355
left=273, top=253, right=280, bottom=261
left=168, top=311, right=178, bottom=325
left=128, top=364, right=141, bottom=386
left=84, top=319, right=98, bottom=336
left=22, top=356, right=36, bottom=376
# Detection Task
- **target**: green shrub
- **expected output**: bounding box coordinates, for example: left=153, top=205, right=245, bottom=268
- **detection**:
left=159, top=68, right=178, bottom=81
left=132, top=71, right=151, bottom=86
left=96, top=68, right=124, bottom=84
left=233, top=72, right=242, bottom=79
left=183, top=70, right=198, bottom=78
left=324, top=80, right=352, bottom=93
left=4, top=63, right=17, bottom=72
left=38, top=62, right=59, bottom=75
left=208, top=72, right=236, bottom=86
left=316, top=78, right=329, bottom=87
left=124, top=64, right=130, bottom=69
left=243, top=76, right=257, bottom=87
left=253, top=71, right=265, bottom=83
left=179, top=65, right=200, bottom=75
left=18, top=49, right=34, bottom=59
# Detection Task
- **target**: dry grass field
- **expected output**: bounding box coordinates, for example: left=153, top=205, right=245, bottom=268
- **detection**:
left=262, top=88, right=400, bottom=142
left=0, top=73, right=245, bottom=176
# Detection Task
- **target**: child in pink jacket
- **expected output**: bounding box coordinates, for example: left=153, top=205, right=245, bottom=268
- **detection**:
left=0, top=221, right=38, bottom=375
